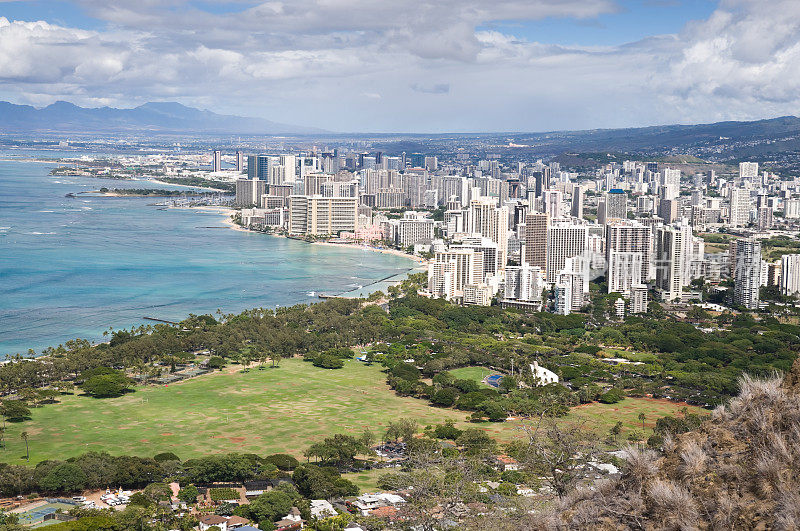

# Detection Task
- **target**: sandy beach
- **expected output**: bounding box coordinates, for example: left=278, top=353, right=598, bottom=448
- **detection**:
left=310, top=240, right=427, bottom=266
left=176, top=205, right=426, bottom=266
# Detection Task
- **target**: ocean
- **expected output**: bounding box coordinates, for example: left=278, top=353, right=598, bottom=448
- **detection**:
left=0, top=152, right=415, bottom=357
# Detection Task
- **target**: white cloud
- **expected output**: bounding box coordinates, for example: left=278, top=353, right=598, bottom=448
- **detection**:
left=2, top=0, right=800, bottom=131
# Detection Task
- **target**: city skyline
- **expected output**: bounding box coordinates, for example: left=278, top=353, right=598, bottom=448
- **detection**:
left=2, top=0, right=799, bottom=132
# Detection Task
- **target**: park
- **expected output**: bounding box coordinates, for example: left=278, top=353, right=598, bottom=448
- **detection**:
left=0, top=358, right=704, bottom=465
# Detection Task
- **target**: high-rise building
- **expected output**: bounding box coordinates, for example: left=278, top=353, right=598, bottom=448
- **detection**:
left=554, top=281, right=573, bottom=315
left=546, top=221, right=588, bottom=283
left=660, top=168, right=681, bottom=199
left=468, top=197, right=509, bottom=268
left=503, top=263, right=544, bottom=304
left=235, top=178, right=267, bottom=207
left=235, top=151, right=244, bottom=173
left=280, top=155, right=297, bottom=183
left=541, top=189, right=562, bottom=218
left=733, top=239, right=762, bottom=309
left=570, top=184, right=584, bottom=219
left=608, top=251, right=643, bottom=295
left=655, top=225, right=686, bottom=302
left=396, top=211, right=434, bottom=249
left=605, top=189, right=627, bottom=220
left=428, top=249, right=483, bottom=300
left=605, top=221, right=652, bottom=284
left=212, top=150, right=222, bottom=172
left=757, top=206, right=773, bottom=231
left=524, top=213, right=548, bottom=270
left=729, top=188, right=751, bottom=228
left=288, top=195, right=358, bottom=236
left=781, top=254, right=800, bottom=297
left=630, top=284, right=649, bottom=314
left=739, top=162, right=759, bottom=184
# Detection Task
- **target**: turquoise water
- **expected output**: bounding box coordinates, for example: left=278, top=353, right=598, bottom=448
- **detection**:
left=0, top=154, right=414, bottom=356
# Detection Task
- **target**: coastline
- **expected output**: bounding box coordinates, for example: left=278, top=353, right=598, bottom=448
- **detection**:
left=177, top=204, right=425, bottom=265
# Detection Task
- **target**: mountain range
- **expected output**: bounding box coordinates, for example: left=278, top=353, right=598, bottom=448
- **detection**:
left=0, top=101, right=327, bottom=135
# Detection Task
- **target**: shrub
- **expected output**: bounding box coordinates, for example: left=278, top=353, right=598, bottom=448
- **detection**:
left=209, top=487, right=240, bottom=502
left=207, top=356, right=226, bottom=369
left=153, top=452, right=180, bottom=463
left=313, top=354, right=344, bottom=369
left=263, top=454, right=299, bottom=471
left=598, top=388, right=624, bottom=404
left=433, top=421, right=462, bottom=440
left=431, top=388, right=458, bottom=407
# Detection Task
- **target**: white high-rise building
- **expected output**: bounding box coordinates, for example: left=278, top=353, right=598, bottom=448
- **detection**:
left=605, top=221, right=652, bottom=283
left=785, top=199, right=800, bottom=219
left=280, top=155, right=297, bottom=183
left=655, top=225, right=686, bottom=302
left=729, top=188, right=751, bottom=228
left=468, top=197, right=509, bottom=269
left=396, top=211, right=434, bottom=249
left=504, top=263, right=545, bottom=303
left=630, top=284, right=649, bottom=314
left=554, top=281, right=573, bottom=315
left=739, top=162, right=759, bottom=184
left=546, top=221, right=588, bottom=283
left=288, top=195, right=358, bottom=236
left=660, top=168, right=681, bottom=199
left=608, top=251, right=643, bottom=295
left=543, top=189, right=564, bottom=218
left=781, top=254, right=800, bottom=297
left=428, top=249, right=483, bottom=300
left=734, top=239, right=762, bottom=309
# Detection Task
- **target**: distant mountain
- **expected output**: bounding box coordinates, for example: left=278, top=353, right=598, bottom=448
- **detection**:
left=0, top=101, right=328, bottom=135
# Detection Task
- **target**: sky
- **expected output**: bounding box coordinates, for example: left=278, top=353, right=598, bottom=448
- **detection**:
left=1, top=0, right=799, bottom=132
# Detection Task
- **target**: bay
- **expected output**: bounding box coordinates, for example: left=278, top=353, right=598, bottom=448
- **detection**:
left=0, top=153, right=414, bottom=356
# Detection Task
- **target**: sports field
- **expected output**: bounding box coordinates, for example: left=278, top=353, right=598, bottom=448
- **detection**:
left=0, top=359, right=707, bottom=465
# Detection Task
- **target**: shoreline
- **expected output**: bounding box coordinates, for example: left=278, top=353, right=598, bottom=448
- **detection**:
left=177, top=204, right=426, bottom=265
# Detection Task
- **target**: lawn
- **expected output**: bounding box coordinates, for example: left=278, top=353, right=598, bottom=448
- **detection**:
left=479, top=398, right=708, bottom=446
left=0, top=360, right=708, bottom=466
left=448, top=366, right=496, bottom=386
left=342, top=468, right=387, bottom=492
left=0, top=359, right=470, bottom=465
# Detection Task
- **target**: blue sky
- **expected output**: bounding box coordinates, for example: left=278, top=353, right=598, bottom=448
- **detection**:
left=0, top=0, right=798, bottom=132
left=480, top=0, right=718, bottom=46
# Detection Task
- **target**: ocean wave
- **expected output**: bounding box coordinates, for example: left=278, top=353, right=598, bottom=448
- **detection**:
left=29, top=231, right=56, bottom=235
left=39, top=210, right=55, bottom=213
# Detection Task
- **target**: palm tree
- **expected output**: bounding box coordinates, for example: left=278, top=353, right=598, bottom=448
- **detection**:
left=21, top=431, right=29, bottom=461
left=638, top=412, right=646, bottom=431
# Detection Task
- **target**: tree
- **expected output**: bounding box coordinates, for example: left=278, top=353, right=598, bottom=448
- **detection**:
left=385, top=418, right=418, bottom=442
left=456, top=428, right=496, bottom=456
left=245, top=490, right=294, bottom=523
left=431, top=388, right=458, bottom=407
left=39, top=462, right=87, bottom=493
left=271, top=352, right=283, bottom=368
left=207, top=356, right=226, bottom=370
left=638, top=412, right=646, bottom=431
left=80, top=371, right=132, bottom=398
left=610, top=421, right=623, bottom=442
left=20, top=431, right=29, bottom=461
left=0, top=400, right=30, bottom=421
left=517, top=414, right=599, bottom=498
left=177, top=484, right=199, bottom=504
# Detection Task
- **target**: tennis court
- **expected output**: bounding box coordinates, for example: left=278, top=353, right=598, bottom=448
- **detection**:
left=17, top=503, right=73, bottom=525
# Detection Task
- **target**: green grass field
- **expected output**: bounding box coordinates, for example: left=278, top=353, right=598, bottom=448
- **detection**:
left=0, top=359, right=469, bottom=465
left=0, top=359, right=707, bottom=465
left=448, top=366, right=496, bottom=386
